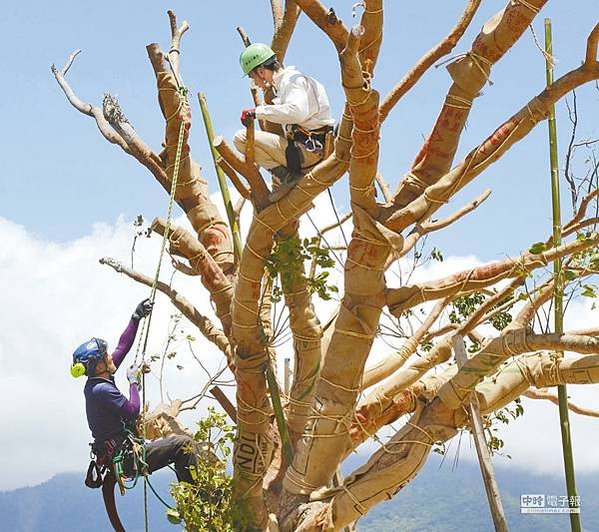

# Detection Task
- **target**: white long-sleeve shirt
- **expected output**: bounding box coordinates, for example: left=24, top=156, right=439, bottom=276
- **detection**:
left=255, top=66, right=335, bottom=132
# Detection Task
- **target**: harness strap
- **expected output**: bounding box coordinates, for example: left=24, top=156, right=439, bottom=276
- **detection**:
left=285, top=137, right=303, bottom=174
left=285, top=125, right=333, bottom=172
left=84, top=459, right=105, bottom=489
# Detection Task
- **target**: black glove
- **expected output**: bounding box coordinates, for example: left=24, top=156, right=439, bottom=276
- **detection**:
left=132, top=298, right=154, bottom=320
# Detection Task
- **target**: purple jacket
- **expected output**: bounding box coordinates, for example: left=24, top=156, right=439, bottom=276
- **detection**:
left=84, top=318, right=141, bottom=443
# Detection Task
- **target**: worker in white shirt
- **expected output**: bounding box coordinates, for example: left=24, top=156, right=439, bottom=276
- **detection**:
left=234, top=43, right=335, bottom=201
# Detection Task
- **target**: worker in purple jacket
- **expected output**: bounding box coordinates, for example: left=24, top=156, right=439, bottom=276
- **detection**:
left=71, top=299, right=198, bottom=484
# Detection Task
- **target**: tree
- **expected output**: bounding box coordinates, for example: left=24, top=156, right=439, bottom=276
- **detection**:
left=53, top=1, right=599, bottom=530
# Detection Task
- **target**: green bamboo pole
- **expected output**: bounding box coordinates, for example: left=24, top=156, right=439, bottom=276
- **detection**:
left=545, top=19, right=581, bottom=531
left=198, top=92, right=243, bottom=262
left=266, top=361, right=294, bottom=464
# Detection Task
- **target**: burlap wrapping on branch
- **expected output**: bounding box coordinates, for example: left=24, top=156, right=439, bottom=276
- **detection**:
left=351, top=366, right=457, bottom=451
left=398, top=0, right=547, bottom=207
left=231, top=219, right=276, bottom=520
left=284, top=208, right=399, bottom=495
left=312, top=345, right=599, bottom=529
left=358, top=336, right=453, bottom=424
left=279, top=233, right=324, bottom=444
left=478, top=351, right=599, bottom=414
left=155, top=69, right=234, bottom=275
left=231, top=116, right=352, bottom=521
left=160, top=223, right=234, bottom=334
left=314, top=400, right=458, bottom=529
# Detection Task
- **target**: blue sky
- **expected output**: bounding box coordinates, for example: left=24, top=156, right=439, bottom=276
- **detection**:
left=1, top=0, right=597, bottom=260
left=1, top=0, right=599, bottom=497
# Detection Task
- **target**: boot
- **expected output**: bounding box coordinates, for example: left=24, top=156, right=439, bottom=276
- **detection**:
left=269, top=166, right=304, bottom=202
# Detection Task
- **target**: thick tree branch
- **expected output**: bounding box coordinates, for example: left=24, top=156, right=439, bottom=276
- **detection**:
left=441, top=332, right=599, bottom=409
left=384, top=22, right=599, bottom=233
left=270, top=0, right=285, bottom=30
left=356, top=277, right=525, bottom=433
left=216, top=156, right=252, bottom=200
left=271, top=0, right=302, bottom=62
left=293, top=0, right=350, bottom=53
left=147, top=38, right=236, bottom=276
left=213, top=135, right=270, bottom=210
left=358, top=0, right=383, bottom=75
left=392, top=0, right=548, bottom=212
left=386, top=234, right=598, bottom=316
left=152, top=218, right=234, bottom=335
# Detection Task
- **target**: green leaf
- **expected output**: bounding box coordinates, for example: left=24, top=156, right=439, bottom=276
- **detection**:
left=528, top=241, right=546, bottom=254
left=564, top=270, right=577, bottom=281
left=166, top=509, right=182, bottom=525
left=581, top=284, right=597, bottom=298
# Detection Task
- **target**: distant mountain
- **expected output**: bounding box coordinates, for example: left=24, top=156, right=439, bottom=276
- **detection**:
left=358, top=457, right=599, bottom=531
left=1, top=457, right=598, bottom=531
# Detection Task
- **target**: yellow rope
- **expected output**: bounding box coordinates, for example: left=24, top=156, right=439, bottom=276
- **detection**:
left=131, top=95, right=187, bottom=532
left=134, top=116, right=187, bottom=367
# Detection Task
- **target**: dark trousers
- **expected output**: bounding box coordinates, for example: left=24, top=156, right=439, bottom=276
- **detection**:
left=124, top=435, right=199, bottom=484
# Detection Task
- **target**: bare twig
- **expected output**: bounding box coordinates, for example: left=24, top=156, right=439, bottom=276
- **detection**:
left=379, top=0, right=482, bottom=122
left=564, top=90, right=579, bottom=210
left=523, top=388, right=599, bottom=418
left=399, top=189, right=492, bottom=259
left=237, top=26, right=252, bottom=47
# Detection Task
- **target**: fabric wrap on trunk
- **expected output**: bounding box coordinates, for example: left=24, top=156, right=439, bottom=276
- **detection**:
left=312, top=401, right=458, bottom=529
left=283, top=207, right=402, bottom=495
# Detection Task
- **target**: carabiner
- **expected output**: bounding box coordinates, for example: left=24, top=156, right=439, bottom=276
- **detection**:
left=305, top=136, right=323, bottom=153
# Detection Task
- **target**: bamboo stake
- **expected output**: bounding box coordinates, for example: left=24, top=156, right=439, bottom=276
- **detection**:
left=453, top=335, right=508, bottom=532
left=198, top=93, right=243, bottom=262
left=545, top=19, right=581, bottom=531
left=266, top=360, right=294, bottom=464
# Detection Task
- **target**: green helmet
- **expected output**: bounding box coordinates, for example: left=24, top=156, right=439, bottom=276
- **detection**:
left=239, top=43, right=276, bottom=75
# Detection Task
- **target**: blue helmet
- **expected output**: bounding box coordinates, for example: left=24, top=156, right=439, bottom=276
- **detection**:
left=71, top=338, right=108, bottom=378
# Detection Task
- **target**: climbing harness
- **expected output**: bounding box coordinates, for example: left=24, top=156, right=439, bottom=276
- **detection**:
left=285, top=124, right=333, bottom=173
left=86, top=428, right=177, bottom=531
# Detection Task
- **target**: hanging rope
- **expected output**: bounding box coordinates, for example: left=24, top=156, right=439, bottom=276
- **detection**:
left=130, top=89, right=188, bottom=532
left=327, top=188, right=349, bottom=248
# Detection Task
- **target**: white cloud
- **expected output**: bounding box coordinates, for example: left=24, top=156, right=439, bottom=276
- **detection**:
left=0, top=215, right=230, bottom=490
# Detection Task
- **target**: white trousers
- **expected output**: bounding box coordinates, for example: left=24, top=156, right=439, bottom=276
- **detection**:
left=233, top=129, right=322, bottom=171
